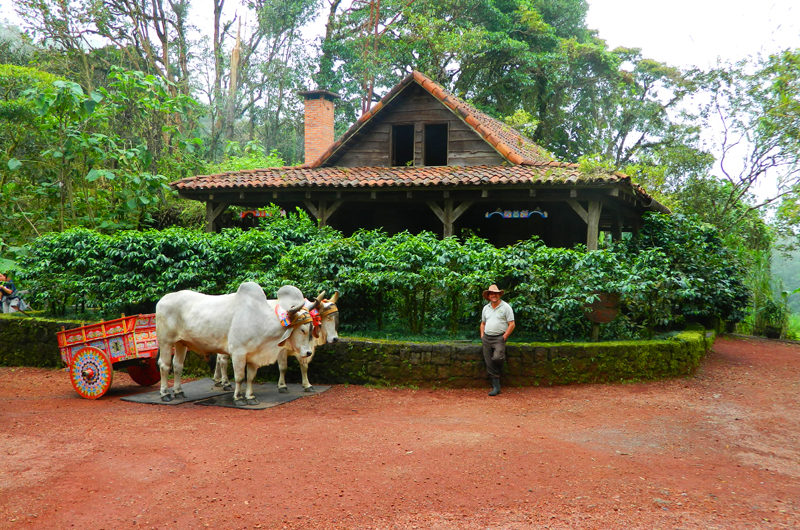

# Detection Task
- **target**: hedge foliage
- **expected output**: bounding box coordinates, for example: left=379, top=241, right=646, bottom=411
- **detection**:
left=16, top=209, right=749, bottom=341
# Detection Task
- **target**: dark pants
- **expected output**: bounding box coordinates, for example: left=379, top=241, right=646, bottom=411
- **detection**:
left=481, top=334, right=505, bottom=377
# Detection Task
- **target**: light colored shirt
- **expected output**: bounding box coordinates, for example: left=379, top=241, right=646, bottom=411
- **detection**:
left=482, top=300, right=514, bottom=336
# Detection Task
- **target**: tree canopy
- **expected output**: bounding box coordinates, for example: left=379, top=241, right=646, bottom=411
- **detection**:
left=1, top=0, right=799, bottom=333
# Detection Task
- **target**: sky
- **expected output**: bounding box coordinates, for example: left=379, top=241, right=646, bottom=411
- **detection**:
left=585, top=0, right=800, bottom=69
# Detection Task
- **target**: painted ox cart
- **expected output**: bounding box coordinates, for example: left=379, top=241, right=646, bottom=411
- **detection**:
left=57, top=314, right=160, bottom=399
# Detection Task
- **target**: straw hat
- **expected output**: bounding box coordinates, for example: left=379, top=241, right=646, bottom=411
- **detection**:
left=482, top=284, right=505, bottom=300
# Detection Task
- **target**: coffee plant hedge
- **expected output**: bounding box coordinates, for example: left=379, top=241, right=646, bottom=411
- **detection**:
left=16, top=210, right=748, bottom=341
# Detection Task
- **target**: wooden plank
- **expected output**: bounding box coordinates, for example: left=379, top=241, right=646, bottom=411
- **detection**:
left=379, top=108, right=454, bottom=122
left=448, top=140, right=499, bottom=153
left=448, top=129, right=485, bottom=141
left=338, top=152, right=391, bottom=166
left=448, top=153, right=505, bottom=166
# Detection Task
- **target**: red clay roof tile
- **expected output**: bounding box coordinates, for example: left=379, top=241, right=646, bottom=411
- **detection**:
left=172, top=163, right=650, bottom=198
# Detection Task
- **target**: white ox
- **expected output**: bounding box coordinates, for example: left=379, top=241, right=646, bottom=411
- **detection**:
left=277, top=291, right=339, bottom=393
left=213, top=291, right=340, bottom=393
left=156, top=282, right=315, bottom=406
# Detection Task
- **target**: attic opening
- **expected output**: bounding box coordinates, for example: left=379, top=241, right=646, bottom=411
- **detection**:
left=392, top=124, right=414, bottom=166
left=424, top=123, right=448, bottom=166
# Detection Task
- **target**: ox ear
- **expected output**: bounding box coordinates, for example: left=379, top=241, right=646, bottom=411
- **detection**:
left=277, top=326, right=293, bottom=346
left=330, top=291, right=339, bottom=304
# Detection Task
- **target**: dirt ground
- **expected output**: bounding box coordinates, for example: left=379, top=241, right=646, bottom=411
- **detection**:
left=1, top=336, right=799, bottom=529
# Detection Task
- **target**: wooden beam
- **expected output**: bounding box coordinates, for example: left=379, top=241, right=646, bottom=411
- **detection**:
left=427, top=200, right=445, bottom=224
left=304, top=200, right=320, bottom=220
left=427, top=199, right=473, bottom=238
left=205, top=201, right=228, bottom=233
left=452, top=200, right=473, bottom=220
left=304, top=199, right=343, bottom=226
left=567, top=199, right=588, bottom=224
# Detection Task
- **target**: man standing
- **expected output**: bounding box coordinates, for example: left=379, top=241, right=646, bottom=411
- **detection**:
left=0, top=272, right=19, bottom=313
left=479, top=284, right=515, bottom=396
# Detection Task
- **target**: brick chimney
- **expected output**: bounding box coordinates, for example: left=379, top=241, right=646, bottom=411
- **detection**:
left=299, top=89, right=340, bottom=166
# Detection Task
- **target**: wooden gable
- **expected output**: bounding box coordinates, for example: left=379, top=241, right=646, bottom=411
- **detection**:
left=326, top=83, right=505, bottom=168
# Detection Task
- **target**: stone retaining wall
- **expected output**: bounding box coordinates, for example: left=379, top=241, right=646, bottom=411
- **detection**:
left=302, top=330, right=714, bottom=387
left=0, top=314, right=713, bottom=388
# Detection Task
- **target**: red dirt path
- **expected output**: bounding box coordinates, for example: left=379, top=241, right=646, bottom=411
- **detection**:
left=1, top=336, right=799, bottom=529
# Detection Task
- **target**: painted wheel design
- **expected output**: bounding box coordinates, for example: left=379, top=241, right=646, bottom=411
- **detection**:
left=69, top=347, right=113, bottom=399
left=127, top=357, right=160, bottom=387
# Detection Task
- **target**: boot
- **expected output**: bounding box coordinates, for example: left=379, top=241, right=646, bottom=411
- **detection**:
left=488, top=376, right=501, bottom=396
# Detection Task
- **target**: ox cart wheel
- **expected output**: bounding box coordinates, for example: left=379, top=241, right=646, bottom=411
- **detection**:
left=69, top=346, right=113, bottom=399
left=126, top=357, right=160, bottom=386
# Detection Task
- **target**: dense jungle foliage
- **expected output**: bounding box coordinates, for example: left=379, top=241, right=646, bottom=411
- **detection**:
left=16, top=210, right=748, bottom=342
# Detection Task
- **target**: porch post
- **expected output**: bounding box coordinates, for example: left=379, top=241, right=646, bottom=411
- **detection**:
left=567, top=198, right=602, bottom=250
left=427, top=199, right=473, bottom=238
left=205, top=200, right=229, bottom=232
left=586, top=200, right=602, bottom=251
left=304, top=199, right=343, bottom=226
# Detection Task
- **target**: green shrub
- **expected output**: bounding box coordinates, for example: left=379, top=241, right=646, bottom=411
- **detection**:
left=16, top=212, right=748, bottom=341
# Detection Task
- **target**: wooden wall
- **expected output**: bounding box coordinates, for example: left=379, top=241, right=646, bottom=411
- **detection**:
left=333, top=84, right=505, bottom=167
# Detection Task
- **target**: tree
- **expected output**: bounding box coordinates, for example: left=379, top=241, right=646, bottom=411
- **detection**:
left=695, top=50, right=800, bottom=228
left=0, top=23, right=37, bottom=65
left=314, top=0, right=701, bottom=174
left=0, top=66, right=203, bottom=246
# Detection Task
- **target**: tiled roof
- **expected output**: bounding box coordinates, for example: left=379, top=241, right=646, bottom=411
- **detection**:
left=171, top=163, right=663, bottom=208
left=310, top=70, right=553, bottom=167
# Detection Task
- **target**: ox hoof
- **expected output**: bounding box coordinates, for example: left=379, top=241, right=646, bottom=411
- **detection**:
left=303, top=386, right=316, bottom=393
left=173, top=391, right=185, bottom=399
left=278, top=386, right=289, bottom=394
left=234, top=398, right=248, bottom=407
left=222, top=383, right=232, bottom=391
left=160, top=394, right=173, bottom=402
left=213, top=381, right=223, bottom=388
left=246, top=397, right=260, bottom=406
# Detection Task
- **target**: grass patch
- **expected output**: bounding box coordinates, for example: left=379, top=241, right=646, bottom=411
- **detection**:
left=787, top=313, right=800, bottom=340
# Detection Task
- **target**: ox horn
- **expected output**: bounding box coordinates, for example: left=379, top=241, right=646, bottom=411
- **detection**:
left=329, top=291, right=339, bottom=304
left=286, top=306, right=301, bottom=319
left=314, top=290, right=326, bottom=309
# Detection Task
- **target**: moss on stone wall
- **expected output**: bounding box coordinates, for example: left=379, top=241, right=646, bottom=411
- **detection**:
left=304, top=330, right=713, bottom=388
left=0, top=314, right=713, bottom=387
left=0, top=314, right=84, bottom=368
